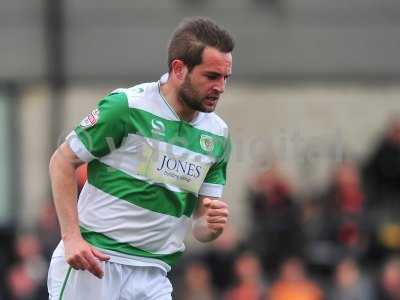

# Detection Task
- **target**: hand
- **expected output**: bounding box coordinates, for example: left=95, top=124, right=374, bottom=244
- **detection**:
left=64, top=235, right=110, bottom=278
left=203, top=198, right=229, bottom=235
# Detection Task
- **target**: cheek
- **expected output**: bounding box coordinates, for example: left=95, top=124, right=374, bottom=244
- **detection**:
left=201, top=82, right=215, bottom=93
left=193, top=83, right=209, bottom=96
left=188, top=77, right=212, bottom=97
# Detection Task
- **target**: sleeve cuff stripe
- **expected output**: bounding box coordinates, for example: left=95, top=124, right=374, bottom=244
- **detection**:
left=66, top=131, right=96, bottom=162
left=198, top=182, right=224, bottom=198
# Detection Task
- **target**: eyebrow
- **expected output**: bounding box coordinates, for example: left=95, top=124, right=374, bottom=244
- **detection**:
left=205, top=71, right=232, bottom=78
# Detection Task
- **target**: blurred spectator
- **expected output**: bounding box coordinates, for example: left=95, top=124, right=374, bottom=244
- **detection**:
left=324, top=162, right=368, bottom=256
left=181, top=260, right=217, bottom=300
left=328, top=257, right=375, bottom=300
left=4, top=168, right=85, bottom=299
left=203, top=225, right=242, bottom=294
left=327, top=161, right=364, bottom=216
left=377, top=256, right=400, bottom=300
left=378, top=223, right=400, bottom=252
left=301, top=196, right=339, bottom=270
left=267, top=257, right=324, bottom=300
left=363, top=116, right=400, bottom=207
left=225, top=251, right=267, bottom=300
left=6, top=234, right=48, bottom=300
left=304, top=161, right=369, bottom=269
left=7, top=264, right=36, bottom=300
left=0, top=227, right=15, bottom=299
left=247, top=163, right=302, bottom=272
left=363, top=117, right=400, bottom=256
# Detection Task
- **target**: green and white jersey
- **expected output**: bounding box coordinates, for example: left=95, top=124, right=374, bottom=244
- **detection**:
left=63, top=74, right=231, bottom=272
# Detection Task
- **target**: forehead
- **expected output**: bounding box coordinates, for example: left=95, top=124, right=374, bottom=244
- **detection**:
left=196, top=47, right=232, bottom=74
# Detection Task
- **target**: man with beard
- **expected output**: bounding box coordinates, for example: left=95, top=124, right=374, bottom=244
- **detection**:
left=47, top=17, right=234, bottom=300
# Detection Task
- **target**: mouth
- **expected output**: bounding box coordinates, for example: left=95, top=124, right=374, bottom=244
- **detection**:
left=205, top=95, right=219, bottom=102
left=204, top=96, right=218, bottom=107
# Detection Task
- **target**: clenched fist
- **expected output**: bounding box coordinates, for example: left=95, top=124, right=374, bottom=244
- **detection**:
left=203, top=198, right=229, bottom=233
left=193, top=197, right=229, bottom=242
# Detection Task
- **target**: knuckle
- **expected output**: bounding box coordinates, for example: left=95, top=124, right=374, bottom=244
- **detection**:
left=70, top=261, right=78, bottom=268
left=67, top=257, right=76, bottom=265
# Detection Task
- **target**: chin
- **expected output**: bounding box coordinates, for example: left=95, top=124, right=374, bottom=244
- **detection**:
left=200, top=102, right=218, bottom=113
left=201, top=106, right=216, bottom=113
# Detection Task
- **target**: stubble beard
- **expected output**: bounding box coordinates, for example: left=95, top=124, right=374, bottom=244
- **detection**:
left=178, top=75, right=215, bottom=113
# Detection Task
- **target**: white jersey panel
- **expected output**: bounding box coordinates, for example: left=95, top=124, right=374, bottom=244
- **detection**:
left=78, top=183, right=191, bottom=254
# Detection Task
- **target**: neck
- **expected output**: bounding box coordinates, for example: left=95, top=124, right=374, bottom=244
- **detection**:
left=160, top=80, right=198, bottom=122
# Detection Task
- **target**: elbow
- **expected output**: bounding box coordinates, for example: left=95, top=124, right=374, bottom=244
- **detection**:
left=49, top=149, right=69, bottom=179
left=50, top=142, right=83, bottom=176
left=49, top=150, right=59, bottom=176
left=49, top=146, right=77, bottom=177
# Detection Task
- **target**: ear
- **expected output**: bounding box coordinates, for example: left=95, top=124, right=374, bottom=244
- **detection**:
left=170, top=59, right=188, bottom=81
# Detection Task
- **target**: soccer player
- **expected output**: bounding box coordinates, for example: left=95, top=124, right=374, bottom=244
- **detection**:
left=47, top=17, right=234, bottom=299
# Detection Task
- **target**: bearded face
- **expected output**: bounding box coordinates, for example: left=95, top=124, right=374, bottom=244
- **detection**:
left=175, top=47, right=232, bottom=114
left=178, top=73, right=220, bottom=113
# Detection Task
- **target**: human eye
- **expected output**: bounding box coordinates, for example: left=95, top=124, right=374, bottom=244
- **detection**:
left=206, top=74, right=219, bottom=80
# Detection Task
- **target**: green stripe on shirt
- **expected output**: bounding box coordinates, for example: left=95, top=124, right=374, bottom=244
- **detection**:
left=126, top=107, right=228, bottom=158
left=80, top=226, right=183, bottom=267
left=88, top=160, right=198, bottom=218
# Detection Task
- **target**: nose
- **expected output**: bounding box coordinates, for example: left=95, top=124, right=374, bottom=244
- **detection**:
left=213, top=77, right=226, bottom=94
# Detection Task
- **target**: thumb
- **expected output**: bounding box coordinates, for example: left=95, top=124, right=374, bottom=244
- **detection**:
left=203, top=198, right=213, bottom=208
left=92, top=248, right=110, bottom=261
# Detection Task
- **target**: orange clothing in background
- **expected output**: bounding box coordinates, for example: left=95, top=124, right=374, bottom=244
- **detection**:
left=75, top=163, right=87, bottom=192
left=268, top=280, right=323, bottom=300
left=225, top=282, right=264, bottom=300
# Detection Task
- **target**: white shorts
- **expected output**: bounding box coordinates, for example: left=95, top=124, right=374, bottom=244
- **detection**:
left=47, top=255, right=173, bottom=300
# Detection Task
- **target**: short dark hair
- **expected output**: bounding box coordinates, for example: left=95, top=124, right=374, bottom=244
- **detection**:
left=167, top=17, right=235, bottom=72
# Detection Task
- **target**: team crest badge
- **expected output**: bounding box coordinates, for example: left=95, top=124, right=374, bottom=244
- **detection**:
left=200, top=134, right=214, bottom=152
left=80, top=108, right=100, bottom=128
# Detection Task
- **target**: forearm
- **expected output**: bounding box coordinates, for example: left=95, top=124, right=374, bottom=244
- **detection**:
left=49, top=146, right=82, bottom=240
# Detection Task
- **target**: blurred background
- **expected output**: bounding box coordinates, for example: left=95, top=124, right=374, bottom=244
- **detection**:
left=2, top=0, right=400, bottom=299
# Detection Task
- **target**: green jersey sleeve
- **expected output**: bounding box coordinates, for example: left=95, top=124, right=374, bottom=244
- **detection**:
left=66, top=92, right=129, bottom=161
left=198, top=135, right=231, bottom=197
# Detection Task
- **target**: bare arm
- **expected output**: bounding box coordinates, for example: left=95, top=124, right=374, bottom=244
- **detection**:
left=49, top=142, right=109, bottom=278
left=192, top=196, right=229, bottom=243
left=49, top=142, right=83, bottom=240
